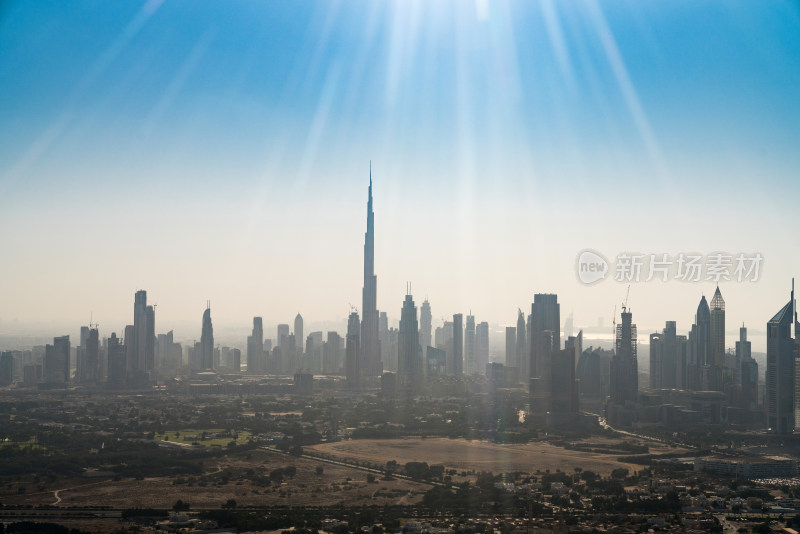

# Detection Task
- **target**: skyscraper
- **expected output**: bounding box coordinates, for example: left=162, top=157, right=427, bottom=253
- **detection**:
left=323, top=331, right=342, bottom=374
left=610, top=309, right=638, bottom=406
left=465, top=314, right=475, bottom=375
left=737, top=325, right=757, bottom=411
left=709, top=286, right=726, bottom=391
left=505, top=326, right=517, bottom=370
left=294, top=313, right=304, bottom=355
left=200, top=303, right=214, bottom=370
left=346, top=311, right=361, bottom=389
left=361, top=168, right=381, bottom=377
left=247, top=317, right=264, bottom=374
left=131, top=290, right=155, bottom=375
left=44, top=335, right=70, bottom=384
left=689, top=295, right=711, bottom=391
left=420, top=300, right=432, bottom=370
left=766, top=282, right=797, bottom=435
left=85, top=327, right=99, bottom=382
left=476, top=321, right=489, bottom=374
left=516, top=309, right=527, bottom=380
left=530, top=294, right=560, bottom=397
left=452, top=313, right=463, bottom=376
left=107, top=333, right=126, bottom=387
left=398, top=293, right=421, bottom=387
left=650, top=321, right=678, bottom=390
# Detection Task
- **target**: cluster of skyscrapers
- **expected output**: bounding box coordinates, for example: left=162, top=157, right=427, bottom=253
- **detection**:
left=2, top=169, right=799, bottom=439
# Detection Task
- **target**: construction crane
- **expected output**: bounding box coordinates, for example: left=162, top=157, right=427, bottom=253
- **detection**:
left=612, top=304, right=617, bottom=336
left=621, top=284, right=631, bottom=314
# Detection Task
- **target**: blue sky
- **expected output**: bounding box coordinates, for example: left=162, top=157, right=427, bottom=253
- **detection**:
left=1, top=0, right=799, bottom=349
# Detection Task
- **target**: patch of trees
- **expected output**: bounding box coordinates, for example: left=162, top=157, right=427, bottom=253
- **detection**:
left=403, top=462, right=445, bottom=480
left=5, top=522, right=91, bottom=534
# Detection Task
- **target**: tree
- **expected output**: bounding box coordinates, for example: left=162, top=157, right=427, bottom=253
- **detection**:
left=222, top=499, right=237, bottom=509
left=315, top=466, right=324, bottom=475
left=610, top=468, right=629, bottom=479
left=173, top=499, right=190, bottom=511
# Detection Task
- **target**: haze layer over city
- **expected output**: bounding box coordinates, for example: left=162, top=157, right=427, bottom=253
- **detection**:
left=1, top=1, right=799, bottom=352
left=3, top=3, right=800, bottom=533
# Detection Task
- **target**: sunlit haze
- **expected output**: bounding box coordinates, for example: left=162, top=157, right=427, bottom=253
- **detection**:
left=1, top=1, right=799, bottom=352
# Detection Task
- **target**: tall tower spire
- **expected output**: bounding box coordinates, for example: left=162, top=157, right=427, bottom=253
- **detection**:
left=361, top=163, right=381, bottom=377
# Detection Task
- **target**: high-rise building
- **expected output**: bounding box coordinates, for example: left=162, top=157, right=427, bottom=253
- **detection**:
left=552, top=333, right=579, bottom=414
left=346, top=311, right=361, bottom=388
left=426, top=346, right=446, bottom=376
left=305, top=331, right=324, bottom=372
left=131, top=290, right=155, bottom=375
left=766, top=283, right=797, bottom=435
left=505, top=326, right=517, bottom=370
left=45, top=335, right=70, bottom=384
left=0, top=352, right=13, bottom=386
left=294, top=313, right=304, bottom=355
left=420, top=300, right=432, bottom=371
left=107, top=333, right=126, bottom=387
left=200, top=303, right=214, bottom=370
left=323, top=331, right=342, bottom=375
left=476, top=321, right=489, bottom=374
left=231, top=348, right=241, bottom=372
left=736, top=324, right=755, bottom=412
left=77, top=326, right=89, bottom=381
left=689, top=295, right=711, bottom=391
left=398, top=293, right=421, bottom=387
left=709, top=286, right=726, bottom=391
left=465, top=314, right=475, bottom=375
left=277, top=324, right=290, bottom=349
left=379, top=311, right=391, bottom=371
left=530, top=294, right=560, bottom=396
left=650, top=321, right=678, bottom=390
left=361, top=168, right=382, bottom=377
left=247, top=317, right=265, bottom=374
left=84, top=327, right=99, bottom=382
left=516, top=310, right=527, bottom=380
left=610, top=309, right=638, bottom=405
left=736, top=324, right=752, bottom=363
left=452, top=313, right=463, bottom=376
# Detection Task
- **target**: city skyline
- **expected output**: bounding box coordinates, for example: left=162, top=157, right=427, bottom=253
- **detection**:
left=1, top=1, right=799, bottom=351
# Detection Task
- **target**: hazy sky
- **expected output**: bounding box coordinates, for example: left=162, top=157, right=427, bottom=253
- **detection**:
left=1, top=1, right=799, bottom=351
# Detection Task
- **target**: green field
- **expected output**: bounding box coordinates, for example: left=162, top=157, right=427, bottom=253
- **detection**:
left=154, top=429, right=253, bottom=447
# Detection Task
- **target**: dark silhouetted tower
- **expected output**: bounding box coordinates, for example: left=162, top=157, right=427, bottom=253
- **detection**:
left=465, top=313, right=475, bottom=375
left=610, top=309, right=638, bottom=405
left=200, top=303, right=214, bottom=370
left=476, top=321, right=489, bottom=374
left=452, top=313, right=463, bottom=376
left=420, top=299, right=432, bottom=369
left=398, top=293, right=421, bottom=387
left=295, top=313, right=304, bottom=355
left=530, top=294, right=560, bottom=394
left=247, top=317, right=264, bottom=374
left=709, top=286, right=725, bottom=391
left=766, top=282, right=797, bottom=434
left=346, top=311, right=361, bottom=389
left=690, top=295, right=711, bottom=391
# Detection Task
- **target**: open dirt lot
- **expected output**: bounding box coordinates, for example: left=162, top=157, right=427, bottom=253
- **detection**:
left=309, top=437, right=661, bottom=476
left=0, top=448, right=428, bottom=509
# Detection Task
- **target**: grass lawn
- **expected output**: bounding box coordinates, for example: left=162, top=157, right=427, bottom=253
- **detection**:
left=154, top=429, right=253, bottom=447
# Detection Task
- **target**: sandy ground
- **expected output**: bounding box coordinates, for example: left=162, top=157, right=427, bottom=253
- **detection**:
left=309, top=437, right=655, bottom=476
